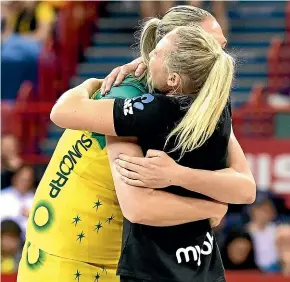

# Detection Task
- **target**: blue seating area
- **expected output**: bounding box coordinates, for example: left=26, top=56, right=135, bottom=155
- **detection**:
left=1, top=35, right=42, bottom=100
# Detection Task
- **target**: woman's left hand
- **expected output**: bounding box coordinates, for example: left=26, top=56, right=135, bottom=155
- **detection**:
left=115, top=150, right=178, bottom=188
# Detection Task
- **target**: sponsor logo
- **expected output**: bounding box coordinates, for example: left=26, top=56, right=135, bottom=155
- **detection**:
left=176, top=232, right=214, bottom=266
left=49, top=134, right=92, bottom=198
left=123, top=94, right=155, bottom=116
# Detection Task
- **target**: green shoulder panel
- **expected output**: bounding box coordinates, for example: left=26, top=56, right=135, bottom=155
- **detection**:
left=91, top=76, right=148, bottom=149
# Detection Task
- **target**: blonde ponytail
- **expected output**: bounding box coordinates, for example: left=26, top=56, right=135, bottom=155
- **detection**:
left=140, top=18, right=160, bottom=67
left=165, top=26, right=234, bottom=156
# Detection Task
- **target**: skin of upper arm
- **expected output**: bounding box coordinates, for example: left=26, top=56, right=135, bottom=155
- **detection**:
left=51, top=97, right=117, bottom=135
left=227, top=130, right=254, bottom=179
left=106, top=136, right=152, bottom=221
left=106, top=139, right=228, bottom=225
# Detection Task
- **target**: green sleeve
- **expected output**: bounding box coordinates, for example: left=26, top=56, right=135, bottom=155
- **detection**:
left=91, top=76, right=147, bottom=148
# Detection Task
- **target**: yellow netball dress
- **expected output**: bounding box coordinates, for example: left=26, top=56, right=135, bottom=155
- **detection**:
left=17, top=76, right=147, bottom=282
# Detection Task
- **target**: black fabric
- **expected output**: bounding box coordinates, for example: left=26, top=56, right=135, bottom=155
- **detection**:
left=120, top=277, right=148, bottom=282
left=113, top=93, right=231, bottom=282
left=1, top=169, right=14, bottom=189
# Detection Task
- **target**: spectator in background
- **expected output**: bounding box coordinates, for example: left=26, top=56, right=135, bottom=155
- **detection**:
left=247, top=196, right=279, bottom=272
left=1, top=220, right=22, bottom=274
left=222, top=228, right=257, bottom=270
left=1, top=134, right=23, bottom=190
left=5, top=0, right=55, bottom=42
left=140, top=1, right=174, bottom=18
left=189, top=1, right=228, bottom=37
left=1, top=165, right=35, bottom=234
left=1, top=1, right=22, bottom=42
left=276, top=224, right=290, bottom=276
left=1, top=1, right=54, bottom=100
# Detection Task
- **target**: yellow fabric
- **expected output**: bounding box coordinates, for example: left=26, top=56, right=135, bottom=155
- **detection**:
left=1, top=257, right=16, bottom=274
left=17, top=241, right=119, bottom=282
left=21, top=129, right=123, bottom=272
left=35, top=2, right=55, bottom=23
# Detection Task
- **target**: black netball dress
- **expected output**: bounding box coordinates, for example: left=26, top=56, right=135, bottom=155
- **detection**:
left=112, top=93, right=231, bottom=282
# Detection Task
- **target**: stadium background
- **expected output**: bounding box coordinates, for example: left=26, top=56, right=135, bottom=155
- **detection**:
left=1, top=1, right=290, bottom=281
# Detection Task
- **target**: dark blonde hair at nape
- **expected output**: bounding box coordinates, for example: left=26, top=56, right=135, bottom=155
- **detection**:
left=165, top=25, right=235, bottom=156
left=138, top=5, right=211, bottom=88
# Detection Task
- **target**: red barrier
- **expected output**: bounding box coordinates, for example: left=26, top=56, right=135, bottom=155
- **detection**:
left=247, top=83, right=266, bottom=106
left=239, top=138, right=290, bottom=207
left=268, top=38, right=283, bottom=91
left=226, top=271, right=289, bottom=282
left=233, top=105, right=290, bottom=138
left=1, top=273, right=17, bottom=282
left=56, top=1, right=100, bottom=93
left=14, top=101, right=53, bottom=164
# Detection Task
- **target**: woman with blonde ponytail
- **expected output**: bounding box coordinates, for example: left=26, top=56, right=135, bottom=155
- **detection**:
left=165, top=28, right=234, bottom=156
left=51, top=22, right=255, bottom=282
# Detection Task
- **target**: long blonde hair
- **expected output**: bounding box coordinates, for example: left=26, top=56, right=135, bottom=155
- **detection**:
left=165, top=25, right=234, bottom=156
left=139, top=6, right=211, bottom=89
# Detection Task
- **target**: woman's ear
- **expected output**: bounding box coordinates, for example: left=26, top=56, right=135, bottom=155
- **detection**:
left=167, top=72, right=181, bottom=89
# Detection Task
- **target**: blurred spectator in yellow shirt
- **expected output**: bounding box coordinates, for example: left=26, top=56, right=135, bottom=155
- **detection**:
left=7, top=1, right=56, bottom=42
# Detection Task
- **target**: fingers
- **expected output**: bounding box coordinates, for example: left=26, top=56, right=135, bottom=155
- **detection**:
left=114, top=59, right=142, bottom=84
left=146, top=149, right=164, bottom=158
left=118, top=154, right=149, bottom=167
left=135, top=62, right=147, bottom=77
left=101, top=67, right=120, bottom=95
left=115, top=163, right=142, bottom=180
left=120, top=176, right=145, bottom=187
left=100, top=77, right=108, bottom=95
left=101, top=57, right=145, bottom=95
left=114, top=66, right=129, bottom=86
left=116, top=159, right=145, bottom=174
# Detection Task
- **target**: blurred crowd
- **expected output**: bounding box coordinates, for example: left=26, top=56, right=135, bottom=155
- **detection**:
left=1, top=0, right=68, bottom=100
left=1, top=134, right=36, bottom=274
left=215, top=196, right=290, bottom=276
left=2, top=1, right=56, bottom=43
left=1, top=0, right=289, bottom=278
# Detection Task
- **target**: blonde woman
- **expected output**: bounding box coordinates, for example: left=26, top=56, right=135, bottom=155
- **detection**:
left=51, top=25, right=253, bottom=282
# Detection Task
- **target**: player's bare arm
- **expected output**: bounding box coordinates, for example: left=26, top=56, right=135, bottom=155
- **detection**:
left=106, top=136, right=228, bottom=227
left=115, top=131, right=256, bottom=204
